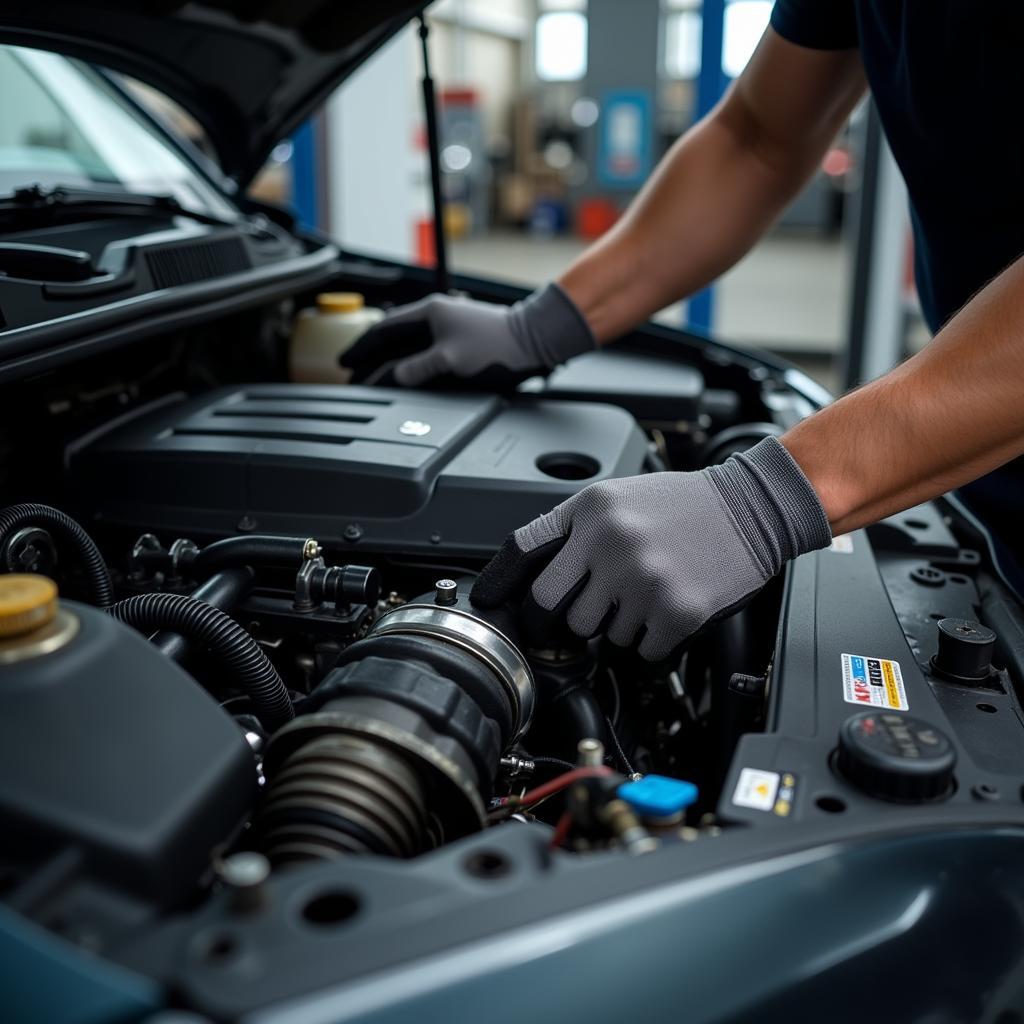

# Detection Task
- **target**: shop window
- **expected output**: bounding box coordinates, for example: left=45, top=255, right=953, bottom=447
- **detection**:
left=723, top=0, right=772, bottom=78
left=535, top=12, right=588, bottom=82
left=664, top=10, right=702, bottom=80
left=663, top=0, right=772, bottom=81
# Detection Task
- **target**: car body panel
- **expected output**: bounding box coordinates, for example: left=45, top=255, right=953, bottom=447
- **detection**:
left=0, top=1, right=427, bottom=187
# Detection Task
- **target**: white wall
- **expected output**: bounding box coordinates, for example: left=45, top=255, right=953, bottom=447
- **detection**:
left=325, top=3, right=531, bottom=261
left=325, top=26, right=419, bottom=262
left=428, top=0, right=529, bottom=146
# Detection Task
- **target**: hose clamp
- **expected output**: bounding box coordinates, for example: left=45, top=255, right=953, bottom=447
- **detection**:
left=367, top=604, right=535, bottom=739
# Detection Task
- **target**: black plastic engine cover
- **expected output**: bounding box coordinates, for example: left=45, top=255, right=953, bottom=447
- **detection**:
left=69, top=384, right=648, bottom=557
left=527, top=348, right=705, bottom=422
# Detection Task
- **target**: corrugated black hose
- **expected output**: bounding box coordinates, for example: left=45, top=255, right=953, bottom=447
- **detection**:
left=0, top=503, right=114, bottom=608
left=108, top=592, right=294, bottom=731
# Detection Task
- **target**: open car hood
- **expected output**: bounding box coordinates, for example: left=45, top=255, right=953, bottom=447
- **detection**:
left=0, top=0, right=427, bottom=188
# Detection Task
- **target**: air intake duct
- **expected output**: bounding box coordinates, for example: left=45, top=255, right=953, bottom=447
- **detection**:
left=257, top=586, right=533, bottom=864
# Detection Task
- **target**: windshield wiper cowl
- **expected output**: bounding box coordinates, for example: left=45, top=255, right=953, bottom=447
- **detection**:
left=0, top=242, right=96, bottom=282
left=0, top=184, right=242, bottom=231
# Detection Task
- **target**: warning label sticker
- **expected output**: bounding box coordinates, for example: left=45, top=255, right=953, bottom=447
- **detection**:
left=841, top=653, right=908, bottom=711
left=773, top=772, right=797, bottom=818
left=732, top=768, right=779, bottom=811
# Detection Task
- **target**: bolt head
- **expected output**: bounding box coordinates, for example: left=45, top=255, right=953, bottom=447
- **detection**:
left=577, top=738, right=605, bottom=767
left=219, top=851, right=270, bottom=889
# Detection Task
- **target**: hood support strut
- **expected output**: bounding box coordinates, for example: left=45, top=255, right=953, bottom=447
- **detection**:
left=418, top=16, right=450, bottom=295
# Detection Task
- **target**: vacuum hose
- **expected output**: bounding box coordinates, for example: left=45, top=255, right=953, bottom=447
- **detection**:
left=184, top=536, right=312, bottom=577
left=108, top=592, right=294, bottom=731
left=0, top=503, right=114, bottom=608
left=152, top=567, right=255, bottom=664
left=529, top=652, right=612, bottom=764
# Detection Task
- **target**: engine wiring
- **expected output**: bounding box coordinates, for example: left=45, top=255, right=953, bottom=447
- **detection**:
left=549, top=811, right=573, bottom=850
left=606, top=666, right=622, bottom=726
left=604, top=715, right=637, bottom=777
left=488, top=765, right=614, bottom=824
left=530, top=755, right=577, bottom=773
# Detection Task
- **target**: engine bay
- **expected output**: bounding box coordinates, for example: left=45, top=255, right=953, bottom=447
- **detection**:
left=4, top=294, right=1024, bottom=1020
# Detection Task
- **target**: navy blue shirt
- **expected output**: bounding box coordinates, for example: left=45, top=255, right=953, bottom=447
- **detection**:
left=771, top=1, right=1024, bottom=585
left=771, top=0, right=1024, bottom=332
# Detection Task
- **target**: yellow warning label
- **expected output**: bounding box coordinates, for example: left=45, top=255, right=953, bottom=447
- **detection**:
left=882, top=660, right=900, bottom=709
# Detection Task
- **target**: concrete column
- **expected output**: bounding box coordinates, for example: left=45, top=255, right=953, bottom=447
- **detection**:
left=579, top=0, right=661, bottom=201
left=843, top=102, right=910, bottom=386
left=686, top=0, right=726, bottom=333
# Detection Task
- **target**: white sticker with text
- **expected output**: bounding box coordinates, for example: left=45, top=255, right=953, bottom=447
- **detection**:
left=841, top=653, right=908, bottom=711
left=732, top=767, right=780, bottom=811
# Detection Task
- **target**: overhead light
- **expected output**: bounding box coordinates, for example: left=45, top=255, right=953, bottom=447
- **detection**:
left=571, top=97, right=600, bottom=128
left=441, top=144, right=472, bottom=172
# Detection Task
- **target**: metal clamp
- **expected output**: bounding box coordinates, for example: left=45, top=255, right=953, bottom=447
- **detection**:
left=366, top=603, right=535, bottom=739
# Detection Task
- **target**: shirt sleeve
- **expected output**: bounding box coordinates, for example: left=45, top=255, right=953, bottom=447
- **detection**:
left=770, top=0, right=859, bottom=50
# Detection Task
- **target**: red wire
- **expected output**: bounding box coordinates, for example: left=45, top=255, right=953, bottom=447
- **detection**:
left=549, top=810, right=573, bottom=850
left=500, top=765, right=613, bottom=809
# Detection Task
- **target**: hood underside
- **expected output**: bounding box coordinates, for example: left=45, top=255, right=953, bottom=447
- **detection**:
left=0, top=0, right=427, bottom=188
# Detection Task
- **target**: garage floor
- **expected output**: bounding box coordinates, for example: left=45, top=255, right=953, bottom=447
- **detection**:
left=451, top=230, right=848, bottom=393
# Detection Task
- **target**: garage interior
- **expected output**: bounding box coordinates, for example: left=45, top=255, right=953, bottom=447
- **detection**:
left=227, top=0, right=929, bottom=394
left=6, top=3, right=1024, bottom=1022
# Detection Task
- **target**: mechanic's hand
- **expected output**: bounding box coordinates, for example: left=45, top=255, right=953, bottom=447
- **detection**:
left=340, top=283, right=595, bottom=389
left=471, top=437, right=831, bottom=661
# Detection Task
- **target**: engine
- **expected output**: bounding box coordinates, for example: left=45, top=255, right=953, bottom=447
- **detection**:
left=5, top=363, right=1024, bottom=1021
left=1, top=379, right=725, bottom=902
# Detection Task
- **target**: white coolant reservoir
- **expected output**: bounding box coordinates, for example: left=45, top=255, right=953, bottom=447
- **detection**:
left=289, top=292, right=384, bottom=384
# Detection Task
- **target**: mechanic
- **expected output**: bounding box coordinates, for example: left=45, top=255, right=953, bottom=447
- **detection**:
left=344, top=1, right=1024, bottom=662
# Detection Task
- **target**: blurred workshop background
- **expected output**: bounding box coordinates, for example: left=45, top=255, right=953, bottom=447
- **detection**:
left=137, top=0, right=928, bottom=394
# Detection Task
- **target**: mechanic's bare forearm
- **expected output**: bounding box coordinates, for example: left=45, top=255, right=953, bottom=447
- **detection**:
left=557, top=31, right=865, bottom=344
left=556, top=117, right=799, bottom=343
left=783, top=255, right=1024, bottom=535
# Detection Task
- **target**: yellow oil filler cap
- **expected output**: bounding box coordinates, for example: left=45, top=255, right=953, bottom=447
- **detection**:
left=316, top=292, right=365, bottom=314
left=0, top=574, right=58, bottom=638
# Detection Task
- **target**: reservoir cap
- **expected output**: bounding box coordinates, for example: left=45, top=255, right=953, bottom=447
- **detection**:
left=932, top=617, right=997, bottom=682
left=617, top=774, right=698, bottom=820
left=317, top=292, right=364, bottom=314
left=0, top=574, right=58, bottom=638
left=837, top=712, right=955, bottom=802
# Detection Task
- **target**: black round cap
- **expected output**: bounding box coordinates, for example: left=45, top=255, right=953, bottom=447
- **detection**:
left=338, top=564, right=380, bottom=605
left=837, top=712, right=955, bottom=802
left=932, top=617, right=996, bottom=682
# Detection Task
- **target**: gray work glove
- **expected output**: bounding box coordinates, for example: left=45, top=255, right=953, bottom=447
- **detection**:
left=340, top=283, right=595, bottom=390
left=471, top=437, right=831, bottom=662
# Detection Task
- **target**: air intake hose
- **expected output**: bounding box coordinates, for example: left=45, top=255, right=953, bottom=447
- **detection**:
left=258, top=589, right=534, bottom=863
left=108, top=592, right=294, bottom=731
left=0, top=503, right=114, bottom=608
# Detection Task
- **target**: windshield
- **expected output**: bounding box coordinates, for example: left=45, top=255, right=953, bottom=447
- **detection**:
left=0, top=45, right=236, bottom=219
